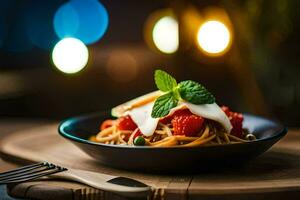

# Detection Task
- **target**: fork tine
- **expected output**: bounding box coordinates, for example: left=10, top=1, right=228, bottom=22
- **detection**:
left=0, top=164, right=55, bottom=182
left=0, top=166, right=66, bottom=184
left=0, top=162, right=48, bottom=177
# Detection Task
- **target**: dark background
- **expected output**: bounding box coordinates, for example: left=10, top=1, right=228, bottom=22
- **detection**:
left=0, top=0, right=298, bottom=126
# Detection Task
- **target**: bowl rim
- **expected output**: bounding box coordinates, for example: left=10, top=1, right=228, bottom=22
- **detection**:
left=58, top=111, right=288, bottom=150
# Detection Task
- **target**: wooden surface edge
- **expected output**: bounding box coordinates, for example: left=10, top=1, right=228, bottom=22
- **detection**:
left=0, top=124, right=189, bottom=200
left=0, top=124, right=192, bottom=199
left=6, top=180, right=133, bottom=200
left=1, top=123, right=300, bottom=200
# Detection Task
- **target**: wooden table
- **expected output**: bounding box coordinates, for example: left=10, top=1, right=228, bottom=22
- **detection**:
left=0, top=119, right=300, bottom=200
left=0, top=118, right=49, bottom=200
left=0, top=118, right=48, bottom=170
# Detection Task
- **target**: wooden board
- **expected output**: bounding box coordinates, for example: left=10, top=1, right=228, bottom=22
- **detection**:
left=0, top=124, right=191, bottom=200
left=0, top=124, right=300, bottom=200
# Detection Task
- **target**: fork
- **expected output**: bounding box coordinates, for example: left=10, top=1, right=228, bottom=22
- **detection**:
left=0, top=162, right=151, bottom=197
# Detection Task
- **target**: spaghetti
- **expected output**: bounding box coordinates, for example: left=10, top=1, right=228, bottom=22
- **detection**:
left=90, top=120, right=256, bottom=147
left=89, top=70, right=257, bottom=147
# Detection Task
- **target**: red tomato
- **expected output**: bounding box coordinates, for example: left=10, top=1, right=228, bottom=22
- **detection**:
left=221, top=106, right=244, bottom=138
left=100, top=119, right=116, bottom=130
left=171, top=109, right=204, bottom=137
left=117, top=115, right=138, bottom=131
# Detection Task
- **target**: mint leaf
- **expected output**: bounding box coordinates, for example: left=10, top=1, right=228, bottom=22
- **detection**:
left=151, top=92, right=178, bottom=118
left=152, top=70, right=216, bottom=118
left=178, top=80, right=215, bottom=104
left=154, top=70, right=177, bottom=92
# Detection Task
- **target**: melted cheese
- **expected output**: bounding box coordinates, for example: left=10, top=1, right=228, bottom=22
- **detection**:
left=127, top=102, right=159, bottom=137
left=170, top=102, right=232, bottom=132
left=128, top=100, right=232, bottom=137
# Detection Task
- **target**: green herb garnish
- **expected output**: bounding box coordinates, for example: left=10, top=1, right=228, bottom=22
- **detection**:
left=152, top=92, right=178, bottom=118
left=154, top=69, right=177, bottom=92
left=178, top=80, right=215, bottom=104
left=151, top=70, right=215, bottom=118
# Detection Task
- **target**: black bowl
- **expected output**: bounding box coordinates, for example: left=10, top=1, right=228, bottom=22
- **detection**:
left=58, top=112, right=287, bottom=172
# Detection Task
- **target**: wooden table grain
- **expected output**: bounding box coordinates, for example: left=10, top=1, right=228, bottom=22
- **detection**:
left=0, top=118, right=48, bottom=171
left=0, top=119, right=49, bottom=200
left=0, top=119, right=300, bottom=200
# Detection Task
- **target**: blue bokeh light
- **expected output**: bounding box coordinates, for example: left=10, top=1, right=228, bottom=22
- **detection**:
left=54, top=0, right=109, bottom=45
left=0, top=1, right=60, bottom=52
left=53, top=3, right=79, bottom=39
left=25, top=1, right=60, bottom=50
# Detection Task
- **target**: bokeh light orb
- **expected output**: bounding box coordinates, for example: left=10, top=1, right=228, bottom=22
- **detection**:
left=54, top=3, right=79, bottom=40
left=152, top=16, right=179, bottom=54
left=106, top=51, right=138, bottom=83
left=54, top=0, right=109, bottom=44
left=52, top=38, right=88, bottom=74
left=197, top=20, right=231, bottom=55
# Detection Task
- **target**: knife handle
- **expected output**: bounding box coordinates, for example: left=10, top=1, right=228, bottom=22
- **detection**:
left=51, top=169, right=151, bottom=194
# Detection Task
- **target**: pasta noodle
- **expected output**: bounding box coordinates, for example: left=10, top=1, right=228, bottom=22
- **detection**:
left=90, top=120, right=255, bottom=147
left=90, top=70, right=258, bottom=147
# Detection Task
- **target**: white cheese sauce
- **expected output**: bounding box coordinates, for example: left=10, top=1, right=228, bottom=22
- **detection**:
left=127, top=102, right=159, bottom=137
left=128, top=101, right=232, bottom=136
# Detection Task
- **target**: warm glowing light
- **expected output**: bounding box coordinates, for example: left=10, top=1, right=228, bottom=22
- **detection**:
left=106, top=51, right=138, bottom=82
left=152, top=16, right=178, bottom=54
left=52, top=38, right=88, bottom=74
left=197, top=20, right=231, bottom=55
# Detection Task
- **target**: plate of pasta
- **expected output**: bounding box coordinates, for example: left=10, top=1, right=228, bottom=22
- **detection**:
left=59, top=70, right=287, bottom=171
